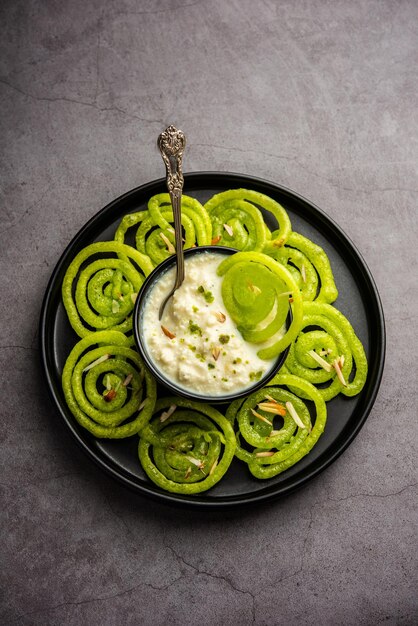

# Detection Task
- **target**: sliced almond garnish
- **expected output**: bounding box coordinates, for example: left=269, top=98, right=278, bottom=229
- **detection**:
left=138, top=399, right=147, bottom=411
left=185, top=455, right=205, bottom=470
left=112, top=299, right=120, bottom=314
left=223, top=223, right=234, bottom=237
left=214, top=311, right=226, bottom=323
left=83, top=353, right=110, bottom=373
left=211, top=235, right=222, bottom=245
left=104, top=389, right=117, bottom=402
left=319, top=348, right=332, bottom=356
left=184, top=466, right=192, bottom=479
left=160, top=232, right=176, bottom=254
left=251, top=408, right=272, bottom=425
left=339, top=354, right=345, bottom=368
left=122, top=373, right=133, bottom=387
left=265, top=394, right=279, bottom=403
left=255, top=451, right=275, bottom=458
left=131, top=292, right=138, bottom=305
left=307, top=349, right=332, bottom=372
left=301, top=263, right=307, bottom=283
left=286, top=401, right=305, bottom=429
left=248, top=281, right=262, bottom=295
left=272, top=237, right=285, bottom=248
left=257, top=402, right=287, bottom=416
left=212, top=346, right=221, bottom=361
left=209, top=459, right=218, bottom=476
left=104, top=374, right=112, bottom=391
left=160, top=404, right=177, bottom=422
left=267, top=430, right=281, bottom=438
left=161, top=325, right=176, bottom=339
left=333, top=359, right=347, bottom=387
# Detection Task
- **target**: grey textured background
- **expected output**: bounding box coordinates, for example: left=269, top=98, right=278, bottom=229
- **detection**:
left=1, top=0, right=417, bottom=624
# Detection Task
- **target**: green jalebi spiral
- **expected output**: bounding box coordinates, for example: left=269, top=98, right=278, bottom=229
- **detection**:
left=204, top=189, right=291, bottom=251
left=279, top=301, right=368, bottom=401
left=226, top=374, right=326, bottom=479
left=138, top=398, right=236, bottom=494
left=115, top=194, right=211, bottom=265
left=62, top=330, right=157, bottom=438
left=264, top=231, right=338, bottom=304
left=62, top=241, right=154, bottom=338
left=217, top=251, right=303, bottom=359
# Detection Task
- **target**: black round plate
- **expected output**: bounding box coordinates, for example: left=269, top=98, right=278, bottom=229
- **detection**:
left=39, top=172, right=385, bottom=509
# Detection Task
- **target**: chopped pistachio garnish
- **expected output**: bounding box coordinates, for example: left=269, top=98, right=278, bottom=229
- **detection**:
left=188, top=320, right=202, bottom=336
left=233, top=358, right=242, bottom=365
left=197, top=285, right=214, bottom=303
left=208, top=363, right=215, bottom=370
left=219, top=334, right=230, bottom=345
left=249, top=370, right=263, bottom=382
left=192, top=305, right=199, bottom=313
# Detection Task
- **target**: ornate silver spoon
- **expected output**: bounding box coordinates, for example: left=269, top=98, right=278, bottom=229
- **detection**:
left=157, top=125, right=186, bottom=319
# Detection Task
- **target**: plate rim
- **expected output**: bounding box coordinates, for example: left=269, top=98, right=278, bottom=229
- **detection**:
left=39, top=171, right=386, bottom=509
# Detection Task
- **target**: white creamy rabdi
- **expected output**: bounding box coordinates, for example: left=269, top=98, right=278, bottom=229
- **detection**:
left=142, top=252, right=279, bottom=396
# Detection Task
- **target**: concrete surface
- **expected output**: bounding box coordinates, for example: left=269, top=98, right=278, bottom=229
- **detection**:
left=1, top=0, right=417, bottom=624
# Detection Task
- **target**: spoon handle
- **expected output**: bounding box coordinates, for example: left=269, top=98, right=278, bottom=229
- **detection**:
left=157, top=125, right=186, bottom=318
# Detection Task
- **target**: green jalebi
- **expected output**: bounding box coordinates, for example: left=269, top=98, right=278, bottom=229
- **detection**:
left=204, top=188, right=291, bottom=251
left=115, top=193, right=211, bottom=265
left=280, top=301, right=368, bottom=400
left=62, top=241, right=154, bottom=338
left=227, top=374, right=326, bottom=479
left=217, top=251, right=304, bottom=359
left=265, top=231, right=338, bottom=303
left=138, top=398, right=236, bottom=494
left=59, top=187, right=369, bottom=494
left=62, top=330, right=157, bottom=438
